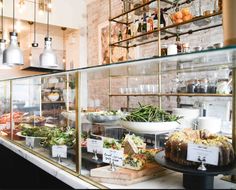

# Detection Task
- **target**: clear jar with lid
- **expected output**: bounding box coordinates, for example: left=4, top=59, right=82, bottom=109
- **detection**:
left=161, top=45, right=168, bottom=56
left=216, top=79, right=231, bottom=94
left=186, top=79, right=197, bottom=93
left=199, top=78, right=208, bottom=93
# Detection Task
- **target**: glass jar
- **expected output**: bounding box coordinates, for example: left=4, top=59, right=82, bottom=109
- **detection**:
left=207, top=82, right=216, bottom=93
left=161, top=45, right=168, bottom=56
left=216, top=79, right=231, bottom=94
left=186, top=79, right=197, bottom=93
left=199, top=78, right=208, bottom=93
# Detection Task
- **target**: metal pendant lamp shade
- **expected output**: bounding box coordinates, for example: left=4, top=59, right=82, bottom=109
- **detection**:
left=0, top=0, right=10, bottom=69
left=40, top=37, right=57, bottom=67
left=0, top=39, right=11, bottom=69
left=3, top=0, right=23, bottom=66
left=40, top=8, right=58, bottom=67
left=3, top=32, right=23, bottom=66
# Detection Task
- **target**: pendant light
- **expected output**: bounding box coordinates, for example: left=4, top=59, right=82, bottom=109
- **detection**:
left=0, top=0, right=10, bottom=69
left=32, top=0, right=38, bottom=47
left=39, top=3, right=58, bottom=67
left=3, top=0, right=23, bottom=66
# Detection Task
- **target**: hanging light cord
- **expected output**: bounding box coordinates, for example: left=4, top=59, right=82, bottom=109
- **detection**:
left=1, top=0, right=3, bottom=39
left=47, top=8, right=49, bottom=37
left=13, top=0, right=15, bottom=32
left=33, top=0, right=36, bottom=42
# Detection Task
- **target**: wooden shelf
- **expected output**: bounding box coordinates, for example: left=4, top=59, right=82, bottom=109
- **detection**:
left=110, top=11, right=222, bottom=48
left=109, top=93, right=232, bottom=97
left=110, top=0, right=174, bottom=22
left=42, top=101, right=66, bottom=104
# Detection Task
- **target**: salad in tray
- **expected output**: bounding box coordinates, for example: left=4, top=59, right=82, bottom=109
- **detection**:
left=122, top=103, right=182, bottom=123
left=86, top=110, right=125, bottom=123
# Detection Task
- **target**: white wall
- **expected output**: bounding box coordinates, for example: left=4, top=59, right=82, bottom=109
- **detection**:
left=3, top=0, right=86, bottom=29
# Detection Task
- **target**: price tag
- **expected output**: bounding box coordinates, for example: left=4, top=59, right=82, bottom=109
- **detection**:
left=187, top=143, right=219, bottom=166
left=6, top=122, right=11, bottom=130
left=87, top=138, right=103, bottom=154
left=102, top=148, right=124, bottom=167
left=26, top=137, right=35, bottom=148
left=52, top=145, right=67, bottom=158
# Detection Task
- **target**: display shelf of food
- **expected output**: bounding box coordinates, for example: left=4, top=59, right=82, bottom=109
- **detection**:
left=0, top=46, right=235, bottom=189
left=109, top=93, right=232, bottom=97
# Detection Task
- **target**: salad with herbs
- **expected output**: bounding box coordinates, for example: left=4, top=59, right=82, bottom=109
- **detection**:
left=41, top=128, right=76, bottom=148
left=122, top=103, right=182, bottom=123
left=103, top=138, right=122, bottom=150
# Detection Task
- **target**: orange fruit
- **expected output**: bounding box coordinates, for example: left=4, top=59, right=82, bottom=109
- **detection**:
left=175, top=19, right=183, bottom=24
left=183, top=15, right=192, bottom=21
left=175, top=11, right=183, bottom=19
left=181, top=8, right=190, bottom=16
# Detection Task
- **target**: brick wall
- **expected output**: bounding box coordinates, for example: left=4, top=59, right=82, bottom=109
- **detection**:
left=86, top=0, right=230, bottom=117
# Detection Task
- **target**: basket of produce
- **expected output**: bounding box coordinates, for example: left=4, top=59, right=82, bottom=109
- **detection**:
left=120, top=104, right=181, bottom=134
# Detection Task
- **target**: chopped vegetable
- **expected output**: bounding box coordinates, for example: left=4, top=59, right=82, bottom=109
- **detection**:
left=122, top=103, right=182, bottom=123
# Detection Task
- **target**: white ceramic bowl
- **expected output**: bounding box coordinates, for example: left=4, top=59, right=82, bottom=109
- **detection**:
left=172, top=108, right=200, bottom=129
left=197, top=117, right=222, bottom=133
left=120, top=120, right=179, bottom=134
left=47, top=93, right=60, bottom=102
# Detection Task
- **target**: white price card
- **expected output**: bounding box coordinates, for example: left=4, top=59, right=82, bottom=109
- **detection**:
left=103, top=148, right=124, bottom=167
left=26, top=136, right=35, bottom=148
left=6, top=122, right=11, bottom=130
left=52, top=145, right=67, bottom=158
left=87, top=138, right=103, bottom=154
left=187, top=143, right=219, bottom=166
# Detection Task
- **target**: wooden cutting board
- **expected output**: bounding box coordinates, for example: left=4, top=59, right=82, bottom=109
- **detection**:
left=90, top=163, right=165, bottom=185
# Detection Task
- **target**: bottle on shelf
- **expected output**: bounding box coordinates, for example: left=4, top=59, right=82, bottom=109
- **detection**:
left=133, top=18, right=139, bottom=37
left=142, top=13, right=148, bottom=40
left=153, top=11, right=158, bottom=37
left=147, top=13, right=154, bottom=33
left=137, top=17, right=143, bottom=42
left=118, top=30, right=123, bottom=44
left=160, top=9, right=166, bottom=35
left=126, top=25, right=132, bottom=39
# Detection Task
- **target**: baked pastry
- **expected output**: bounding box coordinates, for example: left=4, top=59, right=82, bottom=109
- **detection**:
left=123, top=153, right=146, bottom=170
left=165, top=128, right=235, bottom=166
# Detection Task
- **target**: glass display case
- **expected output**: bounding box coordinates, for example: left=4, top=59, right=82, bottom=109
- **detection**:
left=79, top=46, right=235, bottom=188
left=0, top=72, right=78, bottom=174
left=0, top=46, right=235, bottom=189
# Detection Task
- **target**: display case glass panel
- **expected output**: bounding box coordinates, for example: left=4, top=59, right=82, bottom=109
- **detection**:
left=0, top=81, right=11, bottom=139
left=11, top=72, right=78, bottom=173
left=79, top=46, right=235, bottom=188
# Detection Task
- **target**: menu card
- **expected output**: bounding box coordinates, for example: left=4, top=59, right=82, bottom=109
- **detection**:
left=26, top=136, right=35, bottom=148
left=103, top=148, right=124, bottom=167
left=187, top=143, right=219, bottom=166
left=52, top=145, right=67, bottom=158
left=87, top=138, right=103, bottom=154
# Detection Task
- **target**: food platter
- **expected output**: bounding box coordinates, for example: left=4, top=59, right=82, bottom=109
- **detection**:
left=86, top=114, right=121, bottom=123
left=16, top=132, right=47, bottom=139
left=120, top=120, right=179, bottom=134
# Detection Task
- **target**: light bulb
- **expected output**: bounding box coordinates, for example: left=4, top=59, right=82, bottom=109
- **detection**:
left=39, top=10, right=44, bottom=16
left=63, top=57, right=66, bottom=63
left=47, top=2, right=52, bottom=9
left=0, top=1, right=3, bottom=9
left=29, top=53, right=32, bottom=60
